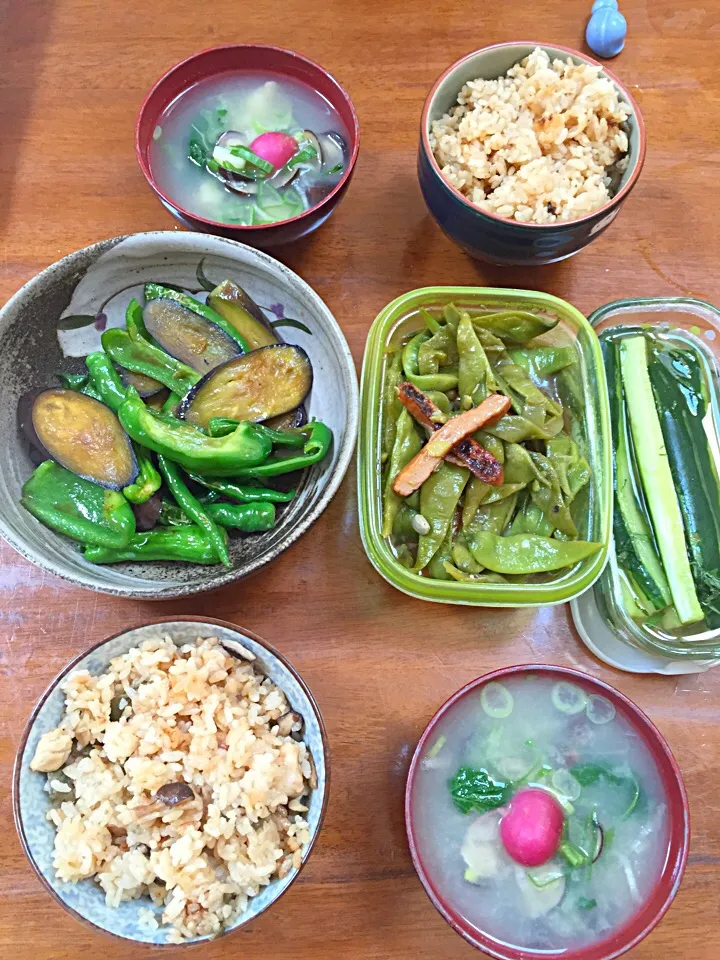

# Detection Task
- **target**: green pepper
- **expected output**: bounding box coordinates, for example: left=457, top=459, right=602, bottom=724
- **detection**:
left=382, top=350, right=404, bottom=462
left=471, top=310, right=557, bottom=344
left=207, top=418, right=307, bottom=448
left=382, top=409, right=422, bottom=537
left=467, top=531, right=601, bottom=574
left=144, top=283, right=250, bottom=353
left=159, top=500, right=275, bottom=532
left=125, top=298, right=153, bottom=342
left=118, top=389, right=272, bottom=477
left=123, top=445, right=162, bottom=504
left=457, top=312, right=496, bottom=405
left=228, top=421, right=332, bottom=479
left=85, top=352, right=128, bottom=412
left=21, top=461, right=135, bottom=548
left=57, top=371, right=104, bottom=402
left=509, top=346, right=576, bottom=379
left=157, top=455, right=230, bottom=566
left=402, top=330, right=458, bottom=392
left=85, top=525, right=225, bottom=564
left=415, top=462, right=469, bottom=572
left=528, top=451, right=578, bottom=538
left=185, top=473, right=296, bottom=504
left=102, top=328, right=200, bottom=396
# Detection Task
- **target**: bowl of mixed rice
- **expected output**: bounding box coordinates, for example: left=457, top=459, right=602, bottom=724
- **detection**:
left=12, top=618, right=328, bottom=945
left=419, top=43, right=645, bottom=265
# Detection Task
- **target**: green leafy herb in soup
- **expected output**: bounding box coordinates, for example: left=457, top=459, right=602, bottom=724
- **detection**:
left=380, top=303, right=600, bottom=580
left=412, top=677, right=669, bottom=951
left=149, top=74, right=349, bottom=226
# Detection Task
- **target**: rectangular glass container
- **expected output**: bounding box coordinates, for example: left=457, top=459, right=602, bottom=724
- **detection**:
left=589, top=297, right=720, bottom=659
left=358, top=286, right=612, bottom=606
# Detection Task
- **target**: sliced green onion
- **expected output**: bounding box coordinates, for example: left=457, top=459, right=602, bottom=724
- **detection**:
left=551, top=682, right=587, bottom=715
left=587, top=695, right=616, bottom=725
left=621, top=775, right=641, bottom=819
left=480, top=682, right=514, bottom=719
left=527, top=870, right=565, bottom=889
left=228, top=143, right=275, bottom=174
left=551, top=769, right=581, bottom=801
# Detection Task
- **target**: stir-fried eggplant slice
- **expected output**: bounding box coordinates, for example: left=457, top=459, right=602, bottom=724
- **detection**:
left=264, top=405, right=307, bottom=431
left=179, top=345, right=312, bottom=428
left=207, top=280, right=278, bottom=350
left=117, top=366, right=165, bottom=398
left=143, top=297, right=242, bottom=374
left=31, top=389, right=138, bottom=489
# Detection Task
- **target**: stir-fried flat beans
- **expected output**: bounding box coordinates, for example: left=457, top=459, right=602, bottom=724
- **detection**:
left=380, top=304, right=601, bottom=581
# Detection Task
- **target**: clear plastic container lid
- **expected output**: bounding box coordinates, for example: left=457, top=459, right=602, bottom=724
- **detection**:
left=573, top=297, right=720, bottom=667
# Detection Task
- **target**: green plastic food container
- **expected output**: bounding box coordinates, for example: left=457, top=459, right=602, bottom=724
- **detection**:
left=358, top=286, right=612, bottom=606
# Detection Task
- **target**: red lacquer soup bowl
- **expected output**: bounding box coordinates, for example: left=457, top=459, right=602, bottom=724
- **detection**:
left=136, top=44, right=359, bottom=247
left=405, top=665, right=689, bottom=960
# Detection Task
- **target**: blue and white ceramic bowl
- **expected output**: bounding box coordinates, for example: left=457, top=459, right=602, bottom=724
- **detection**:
left=12, top=618, right=329, bottom=946
left=418, top=42, right=646, bottom=266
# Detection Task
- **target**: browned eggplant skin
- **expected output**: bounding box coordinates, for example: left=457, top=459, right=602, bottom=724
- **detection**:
left=118, top=366, right=165, bottom=398
left=31, top=389, right=138, bottom=490
left=207, top=280, right=279, bottom=351
left=177, top=344, right=313, bottom=428
left=143, top=298, right=241, bottom=374
left=264, top=405, right=308, bottom=431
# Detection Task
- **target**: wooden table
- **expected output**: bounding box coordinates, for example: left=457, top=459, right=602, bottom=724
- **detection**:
left=1, top=0, right=718, bottom=956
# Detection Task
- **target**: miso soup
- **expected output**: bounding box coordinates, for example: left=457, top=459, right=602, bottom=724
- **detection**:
left=410, top=675, right=670, bottom=952
left=150, top=73, right=350, bottom=226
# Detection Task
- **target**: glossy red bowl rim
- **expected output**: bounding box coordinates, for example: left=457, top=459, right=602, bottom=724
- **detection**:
left=135, top=44, right=360, bottom=232
left=420, top=41, right=647, bottom=230
left=405, top=664, right=690, bottom=960
left=12, top=615, right=330, bottom=946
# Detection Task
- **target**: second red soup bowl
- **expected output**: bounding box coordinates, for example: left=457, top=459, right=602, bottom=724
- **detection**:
left=405, top=665, right=689, bottom=960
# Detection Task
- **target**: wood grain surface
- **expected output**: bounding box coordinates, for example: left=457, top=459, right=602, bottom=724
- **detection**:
left=1, top=0, right=718, bottom=956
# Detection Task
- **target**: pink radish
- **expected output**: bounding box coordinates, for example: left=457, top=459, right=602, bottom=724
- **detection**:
left=499, top=788, right=564, bottom=867
left=249, top=132, right=298, bottom=170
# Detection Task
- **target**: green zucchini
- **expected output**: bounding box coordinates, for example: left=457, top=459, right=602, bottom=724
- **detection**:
left=602, top=337, right=670, bottom=611
left=648, top=346, right=720, bottom=626
left=619, top=336, right=703, bottom=625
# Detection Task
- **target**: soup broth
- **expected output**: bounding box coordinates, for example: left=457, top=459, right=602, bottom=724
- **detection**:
left=411, top=675, right=669, bottom=952
left=150, top=72, right=349, bottom=226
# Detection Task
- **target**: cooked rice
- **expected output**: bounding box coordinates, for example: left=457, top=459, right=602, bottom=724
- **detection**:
left=30, top=636, right=315, bottom=942
left=429, top=47, right=630, bottom=224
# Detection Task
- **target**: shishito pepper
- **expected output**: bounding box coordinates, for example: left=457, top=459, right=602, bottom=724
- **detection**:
left=159, top=500, right=276, bottom=532
left=21, top=461, right=135, bottom=548
left=157, top=455, right=230, bottom=567
left=228, top=421, right=332, bottom=479
left=117, top=389, right=272, bottom=477
left=186, top=473, right=296, bottom=504
left=84, top=526, right=224, bottom=564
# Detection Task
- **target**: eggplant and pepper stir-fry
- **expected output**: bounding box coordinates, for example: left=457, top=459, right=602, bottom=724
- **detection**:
left=19, top=280, right=332, bottom=567
left=602, top=330, right=720, bottom=629
left=381, top=305, right=601, bottom=581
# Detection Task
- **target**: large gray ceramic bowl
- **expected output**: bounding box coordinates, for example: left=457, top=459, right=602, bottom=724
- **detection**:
left=13, top=617, right=329, bottom=945
left=0, top=232, right=357, bottom=598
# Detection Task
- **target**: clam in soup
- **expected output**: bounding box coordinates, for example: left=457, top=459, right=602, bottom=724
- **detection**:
left=410, top=675, right=669, bottom=951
